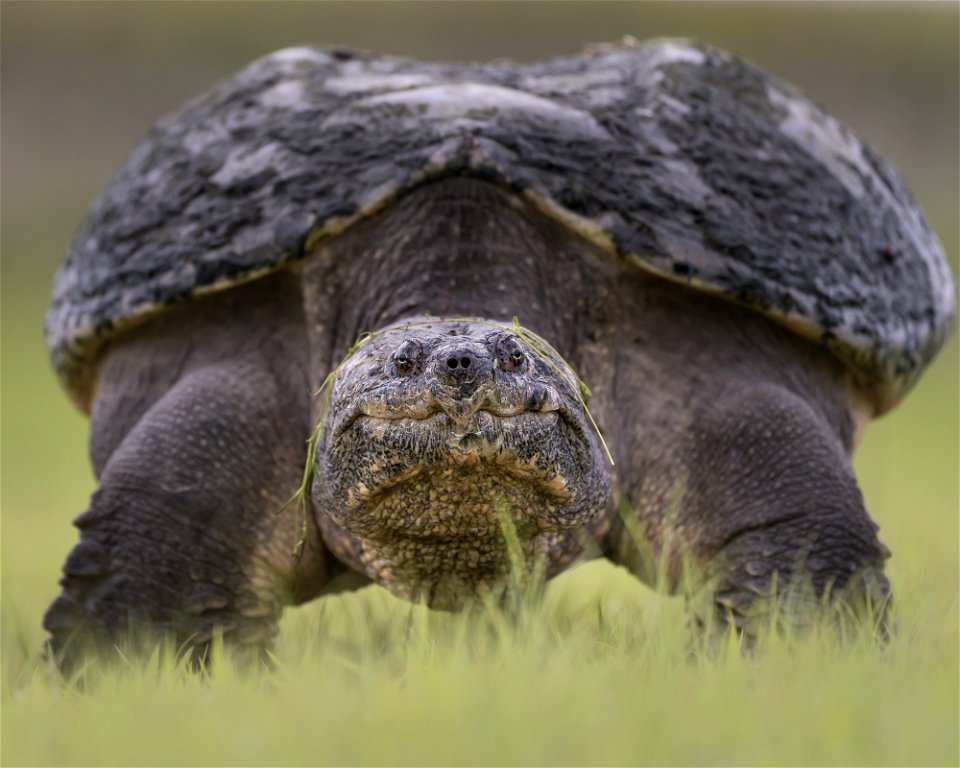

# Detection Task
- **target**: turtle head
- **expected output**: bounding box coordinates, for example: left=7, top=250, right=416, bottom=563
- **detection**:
left=312, top=317, right=611, bottom=606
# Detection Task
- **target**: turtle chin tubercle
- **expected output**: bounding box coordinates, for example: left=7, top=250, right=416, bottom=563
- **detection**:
left=311, top=318, right=611, bottom=602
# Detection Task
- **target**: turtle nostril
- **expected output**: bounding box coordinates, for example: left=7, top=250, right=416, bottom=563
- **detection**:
left=441, top=349, right=479, bottom=379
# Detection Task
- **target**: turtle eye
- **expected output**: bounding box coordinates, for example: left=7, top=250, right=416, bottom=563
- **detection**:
left=497, top=336, right=525, bottom=372
left=393, top=340, right=422, bottom=376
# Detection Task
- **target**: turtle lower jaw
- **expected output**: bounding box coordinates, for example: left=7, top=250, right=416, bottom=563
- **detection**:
left=313, top=391, right=612, bottom=601
left=358, top=531, right=577, bottom=611
left=314, top=403, right=610, bottom=583
left=338, top=460, right=571, bottom=538
left=319, top=514, right=589, bottom=610
left=314, top=453, right=596, bottom=605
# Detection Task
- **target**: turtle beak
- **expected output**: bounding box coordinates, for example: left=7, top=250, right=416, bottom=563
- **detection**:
left=427, top=342, right=494, bottom=426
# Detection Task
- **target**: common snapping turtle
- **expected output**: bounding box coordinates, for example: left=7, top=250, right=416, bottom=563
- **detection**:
left=44, top=40, right=955, bottom=655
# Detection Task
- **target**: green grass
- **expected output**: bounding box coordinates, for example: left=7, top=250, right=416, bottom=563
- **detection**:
left=3, top=8, right=958, bottom=763
left=1, top=264, right=958, bottom=764
left=2, top=564, right=957, bottom=766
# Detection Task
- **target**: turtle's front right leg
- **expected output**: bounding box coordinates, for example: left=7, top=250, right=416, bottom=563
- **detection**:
left=607, top=379, right=892, bottom=638
left=43, top=278, right=338, bottom=666
left=43, top=357, right=323, bottom=665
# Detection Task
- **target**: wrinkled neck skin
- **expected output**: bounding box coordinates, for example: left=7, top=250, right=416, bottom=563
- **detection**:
left=305, top=177, right=617, bottom=368
left=302, top=179, right=617, bottom=606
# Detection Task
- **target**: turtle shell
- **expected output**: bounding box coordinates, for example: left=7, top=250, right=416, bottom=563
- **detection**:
left=48, top=39, right=955, bottom=412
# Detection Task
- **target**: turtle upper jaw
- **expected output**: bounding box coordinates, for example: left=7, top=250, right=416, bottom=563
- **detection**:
left=330, top=372, right=564, bottom=437
left=334, top=383, right=562, bottom=436
left=355, top=407, right=563, bottom=455
left=428, top=378, right=560, bottom=427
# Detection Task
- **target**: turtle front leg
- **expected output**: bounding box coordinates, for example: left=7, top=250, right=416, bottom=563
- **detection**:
left=43, top=279, right=339, bottom=666
left=600, top=280, right=891, bottom=637
left=694, top=384, right=889, bottom=633
left=44, top=360, right=320, bottom=665
left=609, top=380, right=891, bottom=636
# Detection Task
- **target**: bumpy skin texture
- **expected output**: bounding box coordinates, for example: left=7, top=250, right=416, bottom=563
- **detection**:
left=312, top=319, right=611, bottom=607
left=48, top=40, right=953, bottom=412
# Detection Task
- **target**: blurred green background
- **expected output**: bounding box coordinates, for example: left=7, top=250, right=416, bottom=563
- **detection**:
left=2, top=0, right=957, bottom=658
